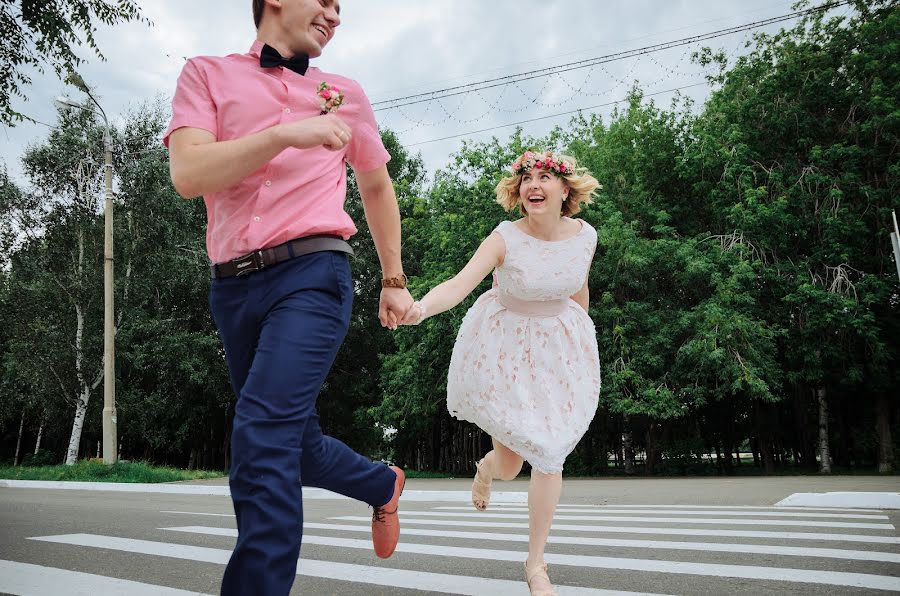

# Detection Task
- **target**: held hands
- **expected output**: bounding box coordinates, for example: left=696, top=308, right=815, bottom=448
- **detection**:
left=379, top=287, right=414, bottom=331
left=400, top=301, right=426, bottom=326
left=379, top=289, right=428, bottom=329
left=391, top=299, right=426, bottom=327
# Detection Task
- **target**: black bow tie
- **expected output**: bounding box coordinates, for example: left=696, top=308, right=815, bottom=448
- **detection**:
left=259, top=43, right=309, bottom=76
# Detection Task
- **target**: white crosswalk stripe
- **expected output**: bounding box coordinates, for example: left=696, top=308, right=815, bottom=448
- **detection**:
left=18, top=495, right=900, bottom=595
left=159, top=525, right=900, bottom=591
left=348, top=509, right=896, bottom=529
left=330, top=514, right=900, bottom=544
left=518, top=504, right=886, bottom=512
left=0, top=560, right=212, bottom=596
left=159, top=522, right=900, bottom=563
left=27, top=533, right=654, bottom=596
left=434, top=506, right=890, bottom=519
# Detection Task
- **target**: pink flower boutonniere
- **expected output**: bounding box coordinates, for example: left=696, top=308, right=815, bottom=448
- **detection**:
left=318, top=82, right=344, bottom=114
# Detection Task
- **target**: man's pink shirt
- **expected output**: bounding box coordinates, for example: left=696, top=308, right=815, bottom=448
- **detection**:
left=164, top=40, right=390, bottom=264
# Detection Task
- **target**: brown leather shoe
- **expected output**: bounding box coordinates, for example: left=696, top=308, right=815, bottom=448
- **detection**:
left=371, top=465, right=405, bottom=558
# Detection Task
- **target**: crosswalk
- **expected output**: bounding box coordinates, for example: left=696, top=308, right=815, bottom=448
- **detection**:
left=3, top=493, right=899, bottom=595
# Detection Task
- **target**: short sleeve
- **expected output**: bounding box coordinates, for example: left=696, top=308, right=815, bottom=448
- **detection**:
left=345, top=85, right=390, bottom=173
left=163, top=59, right=218, bottom=147
left=585, top=221, right=598, bottom=250
left=492, top=220, right=516, bottom=242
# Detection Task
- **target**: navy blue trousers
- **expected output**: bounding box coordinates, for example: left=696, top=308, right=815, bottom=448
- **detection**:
left=209, top=251, right=396, bottom=596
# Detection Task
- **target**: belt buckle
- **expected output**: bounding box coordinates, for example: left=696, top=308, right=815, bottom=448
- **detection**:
left=232, top=250, right=265, bottom=277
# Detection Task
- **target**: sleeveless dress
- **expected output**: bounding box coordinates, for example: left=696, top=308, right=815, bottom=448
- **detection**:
left=446, top=218, right=602, bottom=473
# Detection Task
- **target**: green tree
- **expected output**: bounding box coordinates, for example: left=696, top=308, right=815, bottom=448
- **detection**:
left=1, top=0, right=149, bottom=126
left=690, top=0, right=899, bottom=472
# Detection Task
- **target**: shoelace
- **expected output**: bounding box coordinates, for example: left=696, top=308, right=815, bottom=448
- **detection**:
left=371, top=504, right=397, bottom=523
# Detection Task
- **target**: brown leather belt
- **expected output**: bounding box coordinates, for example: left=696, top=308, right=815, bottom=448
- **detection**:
left=210, top=235, right=353, bottom=279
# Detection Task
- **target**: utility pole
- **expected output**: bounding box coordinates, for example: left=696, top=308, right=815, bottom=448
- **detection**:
left=56, top=72, right=117, bottom=464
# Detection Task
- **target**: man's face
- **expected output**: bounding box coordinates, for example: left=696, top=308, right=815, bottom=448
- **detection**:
left=274, top=0, right=341, bottom=58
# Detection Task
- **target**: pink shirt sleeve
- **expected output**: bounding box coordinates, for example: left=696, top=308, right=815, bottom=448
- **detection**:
left=163, top=59, right=218, bottom=147
left=345, top=86, right=390, bottom=173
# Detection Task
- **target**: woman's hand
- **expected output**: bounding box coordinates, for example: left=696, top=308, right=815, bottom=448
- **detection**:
left=400, top=301, right=427, bottom=326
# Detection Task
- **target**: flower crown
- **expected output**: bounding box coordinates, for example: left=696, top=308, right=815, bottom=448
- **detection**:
left=510, top=150, right=573, bottom=177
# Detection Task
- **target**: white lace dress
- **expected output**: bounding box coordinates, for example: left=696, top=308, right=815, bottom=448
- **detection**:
left=446, top=218, right=602, bottom=473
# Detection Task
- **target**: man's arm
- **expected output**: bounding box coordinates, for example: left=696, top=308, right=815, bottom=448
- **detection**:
left=168, top=115, right=353, bottom=198
left=356, top=164, right=413, bottom=329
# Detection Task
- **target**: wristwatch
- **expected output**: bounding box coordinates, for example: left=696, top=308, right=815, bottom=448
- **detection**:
left=382, top=273, right=408, bottom=289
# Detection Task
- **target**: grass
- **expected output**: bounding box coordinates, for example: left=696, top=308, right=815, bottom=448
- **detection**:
left=403, top=469, right=457, bottom=479
left=0, top=460, right=225, bottom=483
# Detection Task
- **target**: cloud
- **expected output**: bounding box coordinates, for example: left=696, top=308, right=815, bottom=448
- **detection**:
left=2, top=0, right=802, bottom=186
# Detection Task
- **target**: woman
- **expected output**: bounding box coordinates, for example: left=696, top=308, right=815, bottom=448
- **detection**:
left=403, top=150, right=602, bottom=595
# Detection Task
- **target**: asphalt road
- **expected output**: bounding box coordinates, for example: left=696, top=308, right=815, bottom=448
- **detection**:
left=1, top=475, right=898, bottom=595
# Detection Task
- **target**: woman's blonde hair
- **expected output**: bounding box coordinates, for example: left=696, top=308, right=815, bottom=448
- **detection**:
left=495, top=152, right=600, bottom=217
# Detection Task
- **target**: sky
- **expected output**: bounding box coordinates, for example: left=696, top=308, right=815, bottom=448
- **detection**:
left=2, top=0, right=846, bottom=187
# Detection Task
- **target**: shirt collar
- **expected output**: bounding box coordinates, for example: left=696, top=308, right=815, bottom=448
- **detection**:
left=249, top=40, right=265, bottom=58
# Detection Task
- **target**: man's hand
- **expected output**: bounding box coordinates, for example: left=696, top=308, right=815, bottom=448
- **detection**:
left=278, top=113, right=352, bottom=151
left=379, top=287, right=414, bottom=330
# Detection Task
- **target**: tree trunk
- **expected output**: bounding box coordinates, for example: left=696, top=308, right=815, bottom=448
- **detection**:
left=65, top=229, right=94, bottom=466
left=34, top=419, right=44, bottom=455
left=645, top=422, right=659, bottom=474
left=817, top=386, right=832, bottom=474
left=754, top=402, right=776, bottom=473
left=623, top=427, right=635, bottom=475
left=875, top=392, right=893, bottom=473
left=14, top=411, right=25, bottom=466
left=65, top=385, right=91, bottom=465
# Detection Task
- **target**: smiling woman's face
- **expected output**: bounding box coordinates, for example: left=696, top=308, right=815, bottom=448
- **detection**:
left=519, top=168, right=569, bottom=215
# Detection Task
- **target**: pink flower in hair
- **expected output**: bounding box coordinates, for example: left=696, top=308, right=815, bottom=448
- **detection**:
left=510, top=149, right=572, bottom=177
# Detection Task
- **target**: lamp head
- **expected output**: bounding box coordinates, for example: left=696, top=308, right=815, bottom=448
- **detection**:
left=65, top=72, right=90, bottom=93
left=54, top=95, right=82, bottom=111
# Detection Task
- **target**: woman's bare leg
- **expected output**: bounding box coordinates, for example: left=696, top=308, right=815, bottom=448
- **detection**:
left=525, top=469, right=562, bottom=593
left=473, top=438, right=524, bottom=509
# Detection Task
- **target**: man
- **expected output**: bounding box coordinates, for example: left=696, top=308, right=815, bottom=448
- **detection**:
left=164, top=1, right=410, bottom=594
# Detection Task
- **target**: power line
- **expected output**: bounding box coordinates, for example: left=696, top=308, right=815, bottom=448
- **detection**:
left=405, top=81, right=709, bottom=148
left=365, top=0, right=795, bottom=101
left=372, top=1, right=849, bottom=112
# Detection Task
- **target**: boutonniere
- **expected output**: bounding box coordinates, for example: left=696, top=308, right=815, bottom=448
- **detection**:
left=317, top=82, right=344, bottom=114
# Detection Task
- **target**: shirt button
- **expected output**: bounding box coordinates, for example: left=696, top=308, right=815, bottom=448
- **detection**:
left=264, top=180, right=272, bottom=187
left=283, top=107, right=291, bottom=114
left=254, top=216, right=261, bottom=222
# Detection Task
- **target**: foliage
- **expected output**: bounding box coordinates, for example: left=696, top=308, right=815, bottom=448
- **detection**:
left=1, top=0, right=149, bottom=126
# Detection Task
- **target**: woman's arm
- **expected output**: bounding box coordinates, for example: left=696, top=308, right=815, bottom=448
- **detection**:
left=570, top=279, right=589, bottom=312
left=403, top=232, right=505, bottom=324
left=570, top=244, right=596, bottom=312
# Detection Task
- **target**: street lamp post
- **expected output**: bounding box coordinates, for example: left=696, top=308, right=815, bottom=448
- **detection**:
left=56, top=76, right=117, bottom=464
left=891, top=210, right=900, bottom=284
